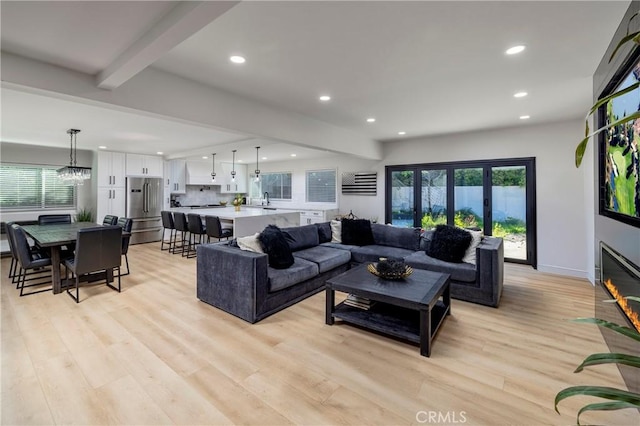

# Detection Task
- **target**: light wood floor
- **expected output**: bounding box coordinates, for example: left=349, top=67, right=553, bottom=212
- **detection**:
left=1, top=243, right=638, bottom=426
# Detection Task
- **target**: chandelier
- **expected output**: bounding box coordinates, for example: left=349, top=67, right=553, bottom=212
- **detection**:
left=57, top=129, right=91, bottom=185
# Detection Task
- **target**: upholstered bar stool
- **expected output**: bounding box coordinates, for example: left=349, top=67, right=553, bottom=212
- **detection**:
left=160, top=211, right=177, bottom=252
left=205, top=216, right=233, bottom=242
left=186, top=213, right=206, bottom=258
left=172, top=212, right=189, bottom=257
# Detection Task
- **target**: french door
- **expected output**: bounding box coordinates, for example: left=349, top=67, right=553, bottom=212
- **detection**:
left=386, top=158, right=536, bottom=266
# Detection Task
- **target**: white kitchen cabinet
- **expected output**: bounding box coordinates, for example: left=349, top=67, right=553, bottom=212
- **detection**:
left=97, top=187, right=125, bottom=222
left=219, top=162, right=247, bottom=193
left=96, top=151, right=125, bottom=188
left=126, top=153, right=163, bottom=177
left=163, top=161, right=171, bottom=210
left=169, top=159, right=186, bottom=194
left=299, top=209, right=339, bottom=225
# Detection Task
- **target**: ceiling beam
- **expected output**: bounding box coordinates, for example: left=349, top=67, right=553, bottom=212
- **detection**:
left=96, top=1, right=238, bottom=90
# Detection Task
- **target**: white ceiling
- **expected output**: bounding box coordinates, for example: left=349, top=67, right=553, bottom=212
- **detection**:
left=0, top=1, right=632, bottom=161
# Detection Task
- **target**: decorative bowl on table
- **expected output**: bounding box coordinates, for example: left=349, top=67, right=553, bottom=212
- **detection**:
left=367, top=259, right=413, bottom=280
left=219, top=201, right=228, bottom=206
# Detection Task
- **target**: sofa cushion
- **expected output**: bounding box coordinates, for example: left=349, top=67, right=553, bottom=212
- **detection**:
left=236, top=233, right=264, bottom=253
left=405, top=251, right=477, bottom=283
left=420, top=230, right=434, bottom=251
left=316, top=222, right=332, bottom=243
left=341, top=219, right=374, bottom=246
left=462, top=230, right=483, bottom=264
left=350, top=245, right=415, bottom=264
left=371, top=223, right=421, bottom=250
left=330, top=220, right=342, bottom=243
left=268, top=258, right=319, bottom=292
left=426, top=225, right=471, bottom=263
left=258, top=225, right=295, bottom=269
left=320, top=242, right=359, bottom=252
left=293, top=246, right=351, bottom=273
left=282, top=224, right=320, bottom=252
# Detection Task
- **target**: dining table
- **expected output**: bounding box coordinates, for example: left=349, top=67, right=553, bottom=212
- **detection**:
left=22, top=222, right=111, bottom=294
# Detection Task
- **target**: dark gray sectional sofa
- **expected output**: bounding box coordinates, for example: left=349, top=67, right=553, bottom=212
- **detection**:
left=197, top=222, right=504, bottom=323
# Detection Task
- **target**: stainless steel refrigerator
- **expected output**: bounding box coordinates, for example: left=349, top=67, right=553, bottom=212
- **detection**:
left=126, top=177, right=163, bottom=244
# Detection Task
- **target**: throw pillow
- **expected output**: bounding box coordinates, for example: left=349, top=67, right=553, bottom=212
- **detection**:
left=237, top=233, right=264, bottom=253
left=426, top=225, right=472, bottom=263
left=258, top=225, right=295, bottom=269
left=316, top=222, right=332, bottom=243
left=330, top=220, right=342, bottom=243
left=462, top=230, right=483, bottom=264
left=341, top=219, right=374, bottom=246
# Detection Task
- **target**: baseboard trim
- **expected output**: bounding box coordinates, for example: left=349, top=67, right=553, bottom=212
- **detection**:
left=537, top=264, right=589, bottom=280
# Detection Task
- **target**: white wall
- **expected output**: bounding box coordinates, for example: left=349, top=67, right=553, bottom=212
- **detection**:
left=0, top=142, right=94, bottom=223
left=252, top=154, right=381, bottom=217
left=381, top=119, right=590, bottom=278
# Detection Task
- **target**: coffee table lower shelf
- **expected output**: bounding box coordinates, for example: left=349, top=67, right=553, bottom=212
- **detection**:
left=331, top=300, right=449, bottom=345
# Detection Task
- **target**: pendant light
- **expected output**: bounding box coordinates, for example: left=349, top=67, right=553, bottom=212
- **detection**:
left=231, top=150, right=237, bottom=182
left=254, top=146, right=261, bottom=182
left=210, top=153, right=216, bottom=182
left=57, top=129, right=91, bottom=185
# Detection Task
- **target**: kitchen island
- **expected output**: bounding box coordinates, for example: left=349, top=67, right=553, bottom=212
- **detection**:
left=169, top=206, right=300, bottom=238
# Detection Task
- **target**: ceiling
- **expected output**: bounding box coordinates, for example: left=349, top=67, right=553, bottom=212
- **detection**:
left=0, top=1, right=632, bottom=161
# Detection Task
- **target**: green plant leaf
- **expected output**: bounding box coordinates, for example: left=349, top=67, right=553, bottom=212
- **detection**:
left=572, top=317, right=640, bottom=342
left=576, top=401, right=640, bottom=426
left=574, top=353, right=640, bottom=372
left=555, top=385, right=640, bottom=414
left=626, top=296, right=640, bottom=303
left=608, top=30, right=640, bottom=62
left=575, top=111, right=640, bottom=167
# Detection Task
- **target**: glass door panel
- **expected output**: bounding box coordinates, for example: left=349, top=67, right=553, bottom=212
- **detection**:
left=420, top=169, right=447, bottom=229
left=454, top=168, right=484, bottom=229
left=492, top=165, right=527, bottom=260
left=390, top=170, right=415, bottom=227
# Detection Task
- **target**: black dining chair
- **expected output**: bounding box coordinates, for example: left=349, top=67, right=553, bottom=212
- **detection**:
left=63, top=226, right=122, bottom=303
left=117, top=217, right=133, bottom=276
left=6, top=223, right=53, bottom=287
left=205, top=216, right=233, bottom=243
left=38, top=214, right=71, bottom=225
left=11, top=224, right=52, bottom=296
left=172, top=212, right=189, bottom=257
left=161, top=211, right=177, bottom=252
left=186, top=213, right=206, bottom=258
left=102, top=215, right=118, bottom=226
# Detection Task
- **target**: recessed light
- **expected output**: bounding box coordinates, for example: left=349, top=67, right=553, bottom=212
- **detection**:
left=366, top=118, right=376, bottom=123
left=262, top=157, right=267, bottom=160
left=156, top=151, right=163, bottom=155
left=398, top=131, right=406, bottom=135
left=319, top=95, right=331, bottom=102
left=514, top=91, right=528, bottom=98
left=98, top=146, right=107, bottom=149
left=519, top=115, right=530, bottom=120
left=230, top=55, right=246, bottom=64
left=202, top=156, right=208, bottom=159
left=506, top=45, right=526, bottom=55
left=290, top=154, right=297, bottom=157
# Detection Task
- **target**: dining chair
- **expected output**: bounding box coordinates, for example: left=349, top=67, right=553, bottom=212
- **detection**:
left=38, top=214, right=72, bottom=225
left=172, top=212, right=189, bottom=257
left=186, top=213, right=206, bottom=258
left=205, top=216, right=233, bottom=243
left=11, top=224, right=52, bottom=296
left=102, top=215, right=118, bottom=226
left=6, top=223, right=52, bottom=287
left=63, top=226, right=122, bottom=303
left=160, top=211, right=177, bottom=252
left=117, top=217, right=133, bottom=276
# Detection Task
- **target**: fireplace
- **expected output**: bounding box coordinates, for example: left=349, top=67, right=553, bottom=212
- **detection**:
left=596, top=243, right=640, bottom=394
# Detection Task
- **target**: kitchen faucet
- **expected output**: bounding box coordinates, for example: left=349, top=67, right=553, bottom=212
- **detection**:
left=263, top=192, right=270, bottom=206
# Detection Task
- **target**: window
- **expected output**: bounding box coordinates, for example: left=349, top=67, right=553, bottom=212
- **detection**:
left=0, top=164, right=76, bottom=210
left=250, top=172, right=292, bottom=200
left=306, top=169, right=336, bottom=203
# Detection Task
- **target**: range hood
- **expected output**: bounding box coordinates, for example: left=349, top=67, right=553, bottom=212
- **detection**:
left=186, top=161, right=215, bottom=185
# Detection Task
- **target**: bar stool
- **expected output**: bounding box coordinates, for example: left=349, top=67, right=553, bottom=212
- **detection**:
left=186, top=213, right=206, bottom=258
left=160, top=211, right=177, bottom=252
left=172, top=212, right=189, bottom=256
left=205, top=216, right=233, bottom=242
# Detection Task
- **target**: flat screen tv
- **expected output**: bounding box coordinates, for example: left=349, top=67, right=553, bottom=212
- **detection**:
left=598, top=47, right=640, bottom=228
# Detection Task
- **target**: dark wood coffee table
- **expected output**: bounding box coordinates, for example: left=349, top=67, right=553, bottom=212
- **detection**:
left=326, top=264, right=451, bottom=357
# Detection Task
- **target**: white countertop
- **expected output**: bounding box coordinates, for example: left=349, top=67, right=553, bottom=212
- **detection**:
left=170, top=206, right=300, bottom=220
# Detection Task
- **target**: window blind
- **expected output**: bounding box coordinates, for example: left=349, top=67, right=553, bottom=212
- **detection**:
left=306, top=169, right=336, bottom=203
left=0, top=164, right=76, bottom=210
left=253, top=172, right=292, bottom=200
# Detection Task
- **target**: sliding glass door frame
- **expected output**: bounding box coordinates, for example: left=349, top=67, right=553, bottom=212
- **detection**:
left=386, top=157, right=537, bottom=267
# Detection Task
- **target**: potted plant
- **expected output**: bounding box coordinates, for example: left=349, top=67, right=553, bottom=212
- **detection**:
left=232, top=193, right=243, bottom=211
left=75, top=207, right=94, bottom=222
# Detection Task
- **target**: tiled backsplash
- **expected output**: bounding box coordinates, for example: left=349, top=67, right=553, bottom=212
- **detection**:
left=174, top=186, right=243, bottom=206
